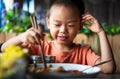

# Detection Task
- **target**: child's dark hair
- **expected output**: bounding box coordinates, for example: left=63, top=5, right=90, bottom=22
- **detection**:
left=47, top=0, right=85, bottom=18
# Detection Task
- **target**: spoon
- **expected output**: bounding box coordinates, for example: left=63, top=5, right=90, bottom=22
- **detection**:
left=82, top=59, right=112, bottom=71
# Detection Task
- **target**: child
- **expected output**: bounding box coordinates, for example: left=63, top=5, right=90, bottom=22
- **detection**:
left=1, top=0, right=115, bottom=73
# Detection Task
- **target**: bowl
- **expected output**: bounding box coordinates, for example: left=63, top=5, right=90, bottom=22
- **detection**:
left=30, top=55, right=55, bottom=64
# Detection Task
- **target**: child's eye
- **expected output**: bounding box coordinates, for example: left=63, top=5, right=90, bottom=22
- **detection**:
left=68, top=25, right=75, bottom=27
left=55, top=24, right=61, bottom=27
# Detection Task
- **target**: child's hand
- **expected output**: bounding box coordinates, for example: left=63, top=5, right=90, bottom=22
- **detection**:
left=20, top=27, right=42, bottom=44
left=82, top=13, right=103, bottom=34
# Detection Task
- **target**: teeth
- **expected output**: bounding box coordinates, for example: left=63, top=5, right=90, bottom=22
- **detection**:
left=60, top=35, right=64, bottom=37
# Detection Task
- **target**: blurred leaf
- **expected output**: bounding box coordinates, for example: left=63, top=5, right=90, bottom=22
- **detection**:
left=2, top=23, right=14, bottom=33
left=0, top=2, right=33, bottom=34
left=6, top=10, right=14, bottom=19
left=116, top=27, right=120, bottom=33
left=78, top=24, right=120, bottom=35
left=78, top=26, right=93, bottom=35
left=84, top=21, right=92, bottom=26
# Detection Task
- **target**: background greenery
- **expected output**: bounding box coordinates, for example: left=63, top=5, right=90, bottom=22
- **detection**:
left=0, top=2, right=33, bottom=34
left=78, top=24, right=120, bottom=35
left=0, top=2, right=120, bottom=35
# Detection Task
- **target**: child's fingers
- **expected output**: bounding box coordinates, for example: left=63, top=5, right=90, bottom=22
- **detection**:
left=25, top=28, right=39, bottom=43
left=37, top=26, right=44, bottom=40
left=82, top=14, right=96, bottom=22
left=83, top=16, right=95, bottom=22
left=38, top=26, right=43, bottom=33
left=82, top=14, right=97, bottom=26
left=29, top=31, right=41, bottom=44
left=24, top=27, right=43, bottom=44
left=82, top=13, right=93, bottom=19
left=27, top=37, right=36, bottom=44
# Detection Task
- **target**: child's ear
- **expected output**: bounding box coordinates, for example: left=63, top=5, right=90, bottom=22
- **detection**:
left=46, top=17, right=50, bottom=29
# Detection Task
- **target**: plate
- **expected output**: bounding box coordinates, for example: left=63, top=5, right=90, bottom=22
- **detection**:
left=32, top=63, right=101, bottom=78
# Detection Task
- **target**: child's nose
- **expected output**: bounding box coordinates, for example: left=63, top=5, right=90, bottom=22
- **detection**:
left=59, top=25, right=67, bottom=33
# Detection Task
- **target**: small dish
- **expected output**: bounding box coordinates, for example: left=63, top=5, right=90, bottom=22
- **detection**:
left=30, top=55, right=55, bottom=63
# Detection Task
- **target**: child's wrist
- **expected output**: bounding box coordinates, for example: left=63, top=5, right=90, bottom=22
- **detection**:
left=97, top=29, right=106, bottom=36
left=97, top=28, right=104, bottom=34
left=17, top=33, right=24, bottom=43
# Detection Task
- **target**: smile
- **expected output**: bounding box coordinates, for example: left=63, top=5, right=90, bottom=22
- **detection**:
left=57, top=36, right=68, bottom=41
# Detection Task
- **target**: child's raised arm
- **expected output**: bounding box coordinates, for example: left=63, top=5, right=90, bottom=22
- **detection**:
left=82, top=14, right=115, bottom=73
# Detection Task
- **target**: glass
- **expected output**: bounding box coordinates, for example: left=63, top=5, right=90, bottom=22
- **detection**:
left=30, top=55, right=56, bottom=64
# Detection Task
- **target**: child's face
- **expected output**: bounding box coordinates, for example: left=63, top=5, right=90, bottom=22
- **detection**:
left=46, top=5, right=82, bottom=44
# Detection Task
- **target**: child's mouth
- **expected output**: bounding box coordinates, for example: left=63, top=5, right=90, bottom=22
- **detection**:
left=57, top=36, right=68, bottom=41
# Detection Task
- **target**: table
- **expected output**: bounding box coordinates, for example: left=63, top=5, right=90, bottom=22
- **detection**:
left=5, top=72, right=120, bottom=79
left=96, top=73, right=120, bottom=79
left=27, top=72, right=120, bottom=79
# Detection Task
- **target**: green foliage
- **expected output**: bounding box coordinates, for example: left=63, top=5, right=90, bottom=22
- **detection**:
left=102, top=24, right=120, bottom=35
left=78, top=24, right=120, bottom=35
left=78, top=26, right=93, bottom=34
left=0, top=2, right=33, bottom=34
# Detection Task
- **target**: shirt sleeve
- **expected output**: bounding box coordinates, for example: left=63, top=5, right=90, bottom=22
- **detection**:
left=85, top=46, right=100, bottom=66
left=21, top=43, right=40, bottom=55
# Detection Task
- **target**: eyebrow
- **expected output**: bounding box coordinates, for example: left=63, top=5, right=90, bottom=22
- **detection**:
left=53, top=20, right=60, bottom=22
left=67, top=20, right=78, bottom=23
left=53, top=20, right=78, bottom=23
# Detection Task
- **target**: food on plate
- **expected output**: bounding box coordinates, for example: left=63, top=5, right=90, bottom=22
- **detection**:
left=28, top=64, right=83, bottom=74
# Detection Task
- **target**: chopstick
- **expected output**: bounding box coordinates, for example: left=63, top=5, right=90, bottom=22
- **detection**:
left=30, top=16, right=38, bottom=29
left=82, top=59, right=112, bottom=71
left=30, top=16, right=47, bottom=68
